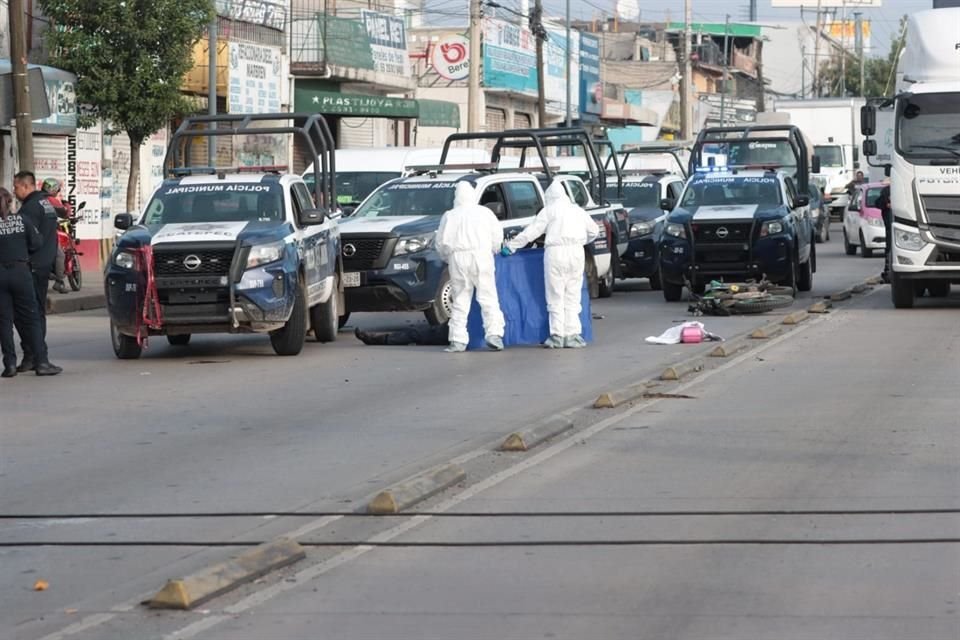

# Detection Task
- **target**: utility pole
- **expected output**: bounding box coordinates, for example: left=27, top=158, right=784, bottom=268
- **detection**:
left=565, top=0, right=572, bottom=128
left=532, top=0, right=547, bottom=127
left=749, top=0, right=757, bottom=22
left=680, top=0, right=692, bottom=138
left=854, top=11, right=865, bottom=96
left=812, top=0, right=823, bottom=97
left=8, top=0, right=34, bottom=172
left=840, top=2, right=847, bottom=96
left=208, top=15, right=218, bottom=164
left=719, top=15, right=730, bottom=127
left=801, top=44, right=807, bottom=97
left=467, top=0, right=482, bottom=131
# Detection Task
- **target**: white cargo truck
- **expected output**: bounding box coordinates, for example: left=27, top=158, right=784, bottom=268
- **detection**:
left=861, top=7, right=960, bottom=308
left=774, top=98, right=866, bottom=215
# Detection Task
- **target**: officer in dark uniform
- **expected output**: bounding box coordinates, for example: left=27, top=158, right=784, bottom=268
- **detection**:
left=12, top=171, right=60, bottom=372
left=0, top=187, right=60, bottom=377
left=877, top=183, right=892, bottom=283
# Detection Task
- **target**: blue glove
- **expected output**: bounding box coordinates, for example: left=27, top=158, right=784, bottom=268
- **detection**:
left=500, top=246, right=514, bottom=257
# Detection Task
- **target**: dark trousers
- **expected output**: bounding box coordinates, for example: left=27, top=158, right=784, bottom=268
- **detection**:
left=14, top=268, right=50, bottom=362
left=0, top=263, right=44, bottom=368
left=358, top=325, right=449, bottom=346
left=882, top=209, right=892, bottom=277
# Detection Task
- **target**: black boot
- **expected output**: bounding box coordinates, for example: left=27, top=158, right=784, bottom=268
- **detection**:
left=1, top=365, right=16, bottom=378
left=16, top=357, right=35, bottom=373
left=354, top=328, right=388, bottom=345
left=35, top=362, right=63, bottom=376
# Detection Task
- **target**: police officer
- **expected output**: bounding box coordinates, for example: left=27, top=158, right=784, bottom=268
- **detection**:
left=12, top=171, right=61, bottom=372
left=0, top=187, right=60, bottom=377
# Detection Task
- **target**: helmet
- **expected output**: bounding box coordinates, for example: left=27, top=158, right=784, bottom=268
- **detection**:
left=42, top=178, right=61, bottom=194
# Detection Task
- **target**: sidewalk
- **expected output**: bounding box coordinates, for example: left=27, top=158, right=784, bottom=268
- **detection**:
left=45, top=285, right=105, bottom=314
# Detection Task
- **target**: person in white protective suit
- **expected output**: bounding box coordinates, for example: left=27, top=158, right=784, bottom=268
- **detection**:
left=435, top=182, right=506, bottom=352
left=505, top=179, right=599, bottom=348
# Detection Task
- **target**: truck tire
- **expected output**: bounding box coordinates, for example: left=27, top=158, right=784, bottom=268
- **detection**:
left=927, top=281, right=950, bottom=298
left=797, top=246, right=813, bottom=293
left=662, top=280, right=683, bottom=302
left=311, top=275, right=340, bottom=343
left=111, top=321, right=142, bottom=360
left=425, top=270, right=452, bottom=326
left=817, top=220, right=829, bottom=244
left=598, top=261, right=615, bottom=298
left=649, top=264, right=663, bottom=291
left=843, top=228, right=857, bottom=255
left=781, top=253, right=798, bottom=297
left=270, top=278, right=307, bottom=356
left=859, top=231, right=874, bottom=258
left=891, top=272, right=915, bottom=309
left=166, top=334, right=191, bottom=346
left=585, top=254, right=600, bottom=299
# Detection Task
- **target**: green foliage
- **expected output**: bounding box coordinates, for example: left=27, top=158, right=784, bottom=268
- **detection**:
left=38, top=0, right=213, bottom=145
left=816, top=15, right=906, bottom=98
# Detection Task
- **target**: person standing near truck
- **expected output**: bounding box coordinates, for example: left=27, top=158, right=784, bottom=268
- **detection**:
left=877, top=182, right=892, bottom=283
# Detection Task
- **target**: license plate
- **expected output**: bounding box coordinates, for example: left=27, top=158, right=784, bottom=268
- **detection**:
left=343, top=272, right=361, bottom=288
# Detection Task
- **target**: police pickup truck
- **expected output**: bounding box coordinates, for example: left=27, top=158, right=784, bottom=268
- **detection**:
left=106, top=114, right=343, bottom=358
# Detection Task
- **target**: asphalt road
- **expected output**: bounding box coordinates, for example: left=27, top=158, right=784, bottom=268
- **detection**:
left=5, top=230, right=940, bottom=639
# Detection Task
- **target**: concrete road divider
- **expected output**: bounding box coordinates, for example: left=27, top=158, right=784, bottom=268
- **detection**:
left=146, top=538, right=305, bottom=610
left=808, top=300, right=832, bottom=314
left=829, top=288, right=853, bottom=302
left=500, top=415, right=575, bottom=451
left=594, top=380, right=662, bottom=409
left=864, top=275, right=883, bottom=285
left=709, top=338, right=751, bottom=358
left=781, top=310, right=810, bottom=325
left=367, top=463, right=466, bottom=514
left=751, top=321, right=784, bottom=340
left=660, top=357, right=705, bottom=381
left=851, top=282, right=873, bottom=294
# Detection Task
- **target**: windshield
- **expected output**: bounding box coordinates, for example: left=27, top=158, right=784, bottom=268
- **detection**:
left=143, top=183, right=284, bottom=225
left=353, top=181, right=458, bottom=218
left=815, top=145, right=843, bottom=167
left=304, top=171, right=401, bottom=206
left=680, top=176, right=782, bottom=208
left=897, top=93, right=960, bottom=160
left=865, top=187, right=884, bottom=209
left=703, top=140, right=798, bottom=176
left=609, top=182, right=660, bottom=208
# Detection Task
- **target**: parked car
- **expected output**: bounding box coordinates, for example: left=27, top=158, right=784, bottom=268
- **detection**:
left=808, top=183, right=830, bottom=243
left=842, top=182, right=887, bottom=258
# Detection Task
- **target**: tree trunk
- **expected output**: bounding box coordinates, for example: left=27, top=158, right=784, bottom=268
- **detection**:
left=126, top=137, right=141, bottom=214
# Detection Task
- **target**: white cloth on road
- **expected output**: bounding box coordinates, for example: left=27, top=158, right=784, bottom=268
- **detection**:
left=645, top=321, right=722, bottom=344
left=436, top=182, right=505, bottom=345
left=507, top=180, right=599, bottom=338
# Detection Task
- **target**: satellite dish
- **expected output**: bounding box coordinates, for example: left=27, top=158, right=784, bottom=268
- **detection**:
left=616, top=0, right=640, bottom=21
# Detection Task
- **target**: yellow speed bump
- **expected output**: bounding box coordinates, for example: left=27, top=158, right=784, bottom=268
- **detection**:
left=594, top=381, right=661, bottom=409
left=500, top=416, right=574, bottom=451
left=660, top=357, right=705, bottom=381
left=709, top=338, right=750, bottom=358
left=830, top=288, right=853, bottom=302
left=750, top=321, right=784, bottom=339
left=851, top=282, right=872, bottom=294
left=808, top=300, right=832, bottom=314
left=146, top=538, right=305, bottom=610
left=367, top=463, right=466, bottom=514
left=781, top=310, right=809, bottom=325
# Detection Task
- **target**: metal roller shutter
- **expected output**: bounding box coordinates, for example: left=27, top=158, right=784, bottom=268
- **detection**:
left=339, top=117, right=374, bottom=148
left=514, top=112, right=532, bottom=129
left=33, top=135, right=68, bottom=184
left=485, top=107, right=506, bottom=133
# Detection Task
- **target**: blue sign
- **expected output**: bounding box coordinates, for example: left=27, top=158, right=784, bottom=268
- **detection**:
left=482, top=18, right=538, bottom=95
left=579, top=33, right=601, bottom=116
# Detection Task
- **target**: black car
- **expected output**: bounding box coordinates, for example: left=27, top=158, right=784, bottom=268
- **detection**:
left=808, top=183, right=830, bottom=243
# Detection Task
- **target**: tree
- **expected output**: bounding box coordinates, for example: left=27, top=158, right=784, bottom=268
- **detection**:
left=38, top=0, right=213, bottom=211
left=816, top=15, right=906, bottom=99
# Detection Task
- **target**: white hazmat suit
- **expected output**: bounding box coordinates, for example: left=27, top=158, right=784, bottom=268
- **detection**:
left=507, top=180, right=599, bottom=346
left=435, top=182, right=506, bottom=349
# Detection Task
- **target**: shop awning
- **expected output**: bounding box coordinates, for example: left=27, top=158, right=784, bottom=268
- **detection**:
left=293, top=87, right=461, bottom=128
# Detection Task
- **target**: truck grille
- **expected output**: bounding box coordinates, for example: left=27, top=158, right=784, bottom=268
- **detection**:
left=342, top=236, right=389, bottom=271
left=693, top=222, right=753, bottom=244
left=153, top=248, right=234, bottom=277
left=923, top=196, right=960, bottom=244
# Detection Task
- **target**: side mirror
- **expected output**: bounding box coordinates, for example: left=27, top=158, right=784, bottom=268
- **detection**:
left=860, top=105, right=876, bottom=136
left=486, top=201, right=506, bottom=220
left=299, top=207, right=327, bottom=225
left=811, top=155, right=821, bottom=174
left=660, top=198, right=676, bottom=211
left=794, top=195, right=810, bottom=208
left=862, top=139, right=877, bottom=158
left=114, top=213, right=134, bottom=230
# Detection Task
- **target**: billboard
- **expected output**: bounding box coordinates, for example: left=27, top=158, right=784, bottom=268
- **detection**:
left=482, top=18, right=538, bottom=95
left=579, top=33, right=601, bottom=117
left=544, top=23, right=579, bottom=115
left=770, top=0, right=881, bottom=6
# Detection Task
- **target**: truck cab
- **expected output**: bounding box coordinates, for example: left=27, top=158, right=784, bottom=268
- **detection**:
left=106, top=114, right=343, bottom=358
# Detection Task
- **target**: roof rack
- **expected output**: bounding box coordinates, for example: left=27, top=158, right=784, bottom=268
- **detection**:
left=171, top=165, right=289, bottom=178
left=689, top=124, right=815, bottom=191
left=405, top=163, right=499, bottom=175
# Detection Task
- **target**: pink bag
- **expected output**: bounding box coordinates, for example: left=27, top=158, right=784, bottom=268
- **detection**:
left=680, top=325, right=704, bottom=344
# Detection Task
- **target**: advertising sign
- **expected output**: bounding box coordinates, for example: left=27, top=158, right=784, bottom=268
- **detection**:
left=431, top=34, right=470, bottom=81
left=544, top=24, right=579, bottom=115
left=579, top=33, right=601, bottom=116
left=215, top=0, right=287, bottom=31
left=361, top=10, right=410, bottom=77
left=482, top=18, right=537, bottom=95
left=228, top=42, right=282, bottom=114
left=70, top=123, right=103, bottom=238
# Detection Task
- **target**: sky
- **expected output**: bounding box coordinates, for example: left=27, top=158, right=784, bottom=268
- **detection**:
left=424, top=0, right=937, bottom=57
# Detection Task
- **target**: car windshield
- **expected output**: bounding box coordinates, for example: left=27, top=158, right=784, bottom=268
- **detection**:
left=304, top=171, right=402, bottom=206
left=352, top=181, right=458, bottom=217
left=815, top=145, right=843, bottom=167
left=612, top=182, right=660, bottom=208
left=680, top=175, right=782, bottom=208
left=704, top=140, right=798, bottom=176
left=897, top=93, right=960, bottom=160
left=865, top=187, right=884, bottom=208
left=142, top=183, right=284, bottom=225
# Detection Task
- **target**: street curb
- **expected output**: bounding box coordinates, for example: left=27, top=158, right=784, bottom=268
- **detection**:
left=808, top=300, right=832, bottom=314
left=709, top=338, right=750, bottom=358
left=750, top=321, right=785, bottom=339
left=593, top=380, right=662, bottom=409
left=781, top=310, right=809, bottom=325
left=47, top=291, right=106, bottom=314
left=660, top=356, right=706, bottom=381
left=367, top=463, right=466, bottom=514
left=499, top=415, right=575, bottom=451
left=145, top=538, right=305, bottom=610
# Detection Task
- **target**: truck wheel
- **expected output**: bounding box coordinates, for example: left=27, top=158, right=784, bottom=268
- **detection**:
left=662, top=280, right=683, bottom=302
left=891, top=272, right=915, bottom=309
left=166, top=334, right=191, bottom=346
left=781, top=254, right=798, bottom=297
left=585, top=254, right=600, bottom=299
left=425, top=270, right=453, bottom=326
left=311, top=275, right=340, bottom=343
left=598, top=261, right=615, bottom=298
left=649, top=264, right=663, bottom=291
left=843, top=228, right=857, bottom=255
left=927, top=281, right=950, bottom=298
left=797, top=250, right=813, bottom=292
left=270, top=278, right=307, bottom=356
left=859, top=231, right=874, bottom=258
left=111, top=321, right=142, bottom=359
left=817, top=221, right=829, bottom=244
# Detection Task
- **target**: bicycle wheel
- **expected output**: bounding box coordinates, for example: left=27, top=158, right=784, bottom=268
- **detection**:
left=730, top=295, right=795, bottom=314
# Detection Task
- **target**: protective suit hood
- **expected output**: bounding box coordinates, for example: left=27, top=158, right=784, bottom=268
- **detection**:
left=544, top=180, right=571, bottom=207
left=453, top=181, right=476, bottom=208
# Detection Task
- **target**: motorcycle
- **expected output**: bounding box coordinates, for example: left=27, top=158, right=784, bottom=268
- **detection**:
left=56, top=201, right=85, bottom=292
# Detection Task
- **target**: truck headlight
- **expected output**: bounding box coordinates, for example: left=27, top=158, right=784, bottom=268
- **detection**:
left=760, top=220, right=784, bottom=237
left=113, top=250, right=136, bottom=270
left=664, top=223, right=686, bottom=239
left=629, top=222, right=653, bottom=238
left=894, top=228, right=923, bottom=251
left=393, top=232, right=434, bottom=256
left=246, top=240, right=285, bottom=268
left=867, top=217, right=884, bottom=227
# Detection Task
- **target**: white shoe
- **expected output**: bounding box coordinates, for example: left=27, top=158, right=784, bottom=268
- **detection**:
left=543, top=335, right=563, bottom=349
left=444, top=342, right=467, bottom=353
left=485, top=335, right=504, bottom=351
left=564, top=335, right=587, bottom=348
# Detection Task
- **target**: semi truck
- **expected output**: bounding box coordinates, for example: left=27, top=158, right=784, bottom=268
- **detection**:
left=861, top=7, right=960, bottom=308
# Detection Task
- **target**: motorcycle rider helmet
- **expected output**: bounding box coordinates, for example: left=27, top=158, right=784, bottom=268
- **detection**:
left=42, top=178, right=62, bottom=194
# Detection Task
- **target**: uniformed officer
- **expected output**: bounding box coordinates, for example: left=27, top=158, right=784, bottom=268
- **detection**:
left=0, top=187, right=61, bottom=377
left=12, top=171, right=60, bottom=372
